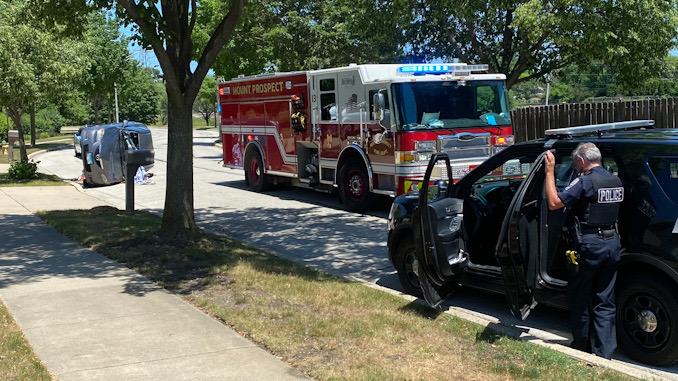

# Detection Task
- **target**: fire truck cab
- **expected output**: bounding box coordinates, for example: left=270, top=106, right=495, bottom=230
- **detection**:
left=217, top=63, right=514, bottom=211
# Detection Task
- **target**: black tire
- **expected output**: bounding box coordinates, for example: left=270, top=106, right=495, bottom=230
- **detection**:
left=244, top=150, right=270, bottom=192
left=338, top=159, right=374, bottom=211
left=394, top=236, right=423, bottom=298
left=616, top=273, right=678, bottom=366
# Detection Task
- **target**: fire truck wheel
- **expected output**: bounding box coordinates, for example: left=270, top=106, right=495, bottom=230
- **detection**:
left=245, top=150, right=270, bottom=192
left=338, top=159, right=374, bottom=211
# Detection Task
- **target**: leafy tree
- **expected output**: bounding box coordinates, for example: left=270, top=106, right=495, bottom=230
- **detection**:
left=35, top=0, right=247, bottom=240
left=403, top=0, right=678, bottom=89
left=0, top=0, right=86, bottom=161
left=203, top=0, right=408, bottom=78
left=194, top=75, right=217, bottom=126
left=118, top=66, right=160, bottom=125
left=82, top=13, right=132, bottom=124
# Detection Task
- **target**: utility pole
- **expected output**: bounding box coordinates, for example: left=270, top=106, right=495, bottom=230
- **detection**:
left=114, top=82, right=120, bottom=123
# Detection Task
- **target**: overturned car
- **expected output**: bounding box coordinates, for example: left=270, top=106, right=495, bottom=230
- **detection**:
left=387, top=120, right=678, bottom=366
left=81, top=121, right=154, bottom=186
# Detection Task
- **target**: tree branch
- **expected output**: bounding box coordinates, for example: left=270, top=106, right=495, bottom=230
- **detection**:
left=190, top=0, right=247, bottom=102
left=117, top=0, right=179, bottom=102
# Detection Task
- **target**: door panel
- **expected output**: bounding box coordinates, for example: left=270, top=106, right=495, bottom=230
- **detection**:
left=413, top=153, right=467, bottom=308
left=495, top=152, right=546, bottom=320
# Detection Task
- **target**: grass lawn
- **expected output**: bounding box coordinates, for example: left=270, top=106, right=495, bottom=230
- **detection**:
left=0, top=172, right=68, bottom=187
left=0, top=300, right=51, bottom=380
left=35, top=208, right=636, bottom=381
left=1, top=142, right=71, bottom=164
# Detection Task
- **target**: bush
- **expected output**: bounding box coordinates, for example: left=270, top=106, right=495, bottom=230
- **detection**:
left=35, top=106, right=66, bottom=134
left=39, top=132, right=50, bottom=139
left=8, top=160, right=38, bottom=180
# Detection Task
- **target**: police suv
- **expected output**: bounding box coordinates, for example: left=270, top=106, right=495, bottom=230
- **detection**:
left=386, top=120, right=678, bottom=366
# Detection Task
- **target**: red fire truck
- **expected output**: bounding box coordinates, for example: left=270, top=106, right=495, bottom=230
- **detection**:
left=217, top=63, right=514, bottom=211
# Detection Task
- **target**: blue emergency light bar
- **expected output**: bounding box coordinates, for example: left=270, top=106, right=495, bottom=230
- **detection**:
left=217, top=105, right=222, bottom=112
left=397, top=64, right=489, bottom=75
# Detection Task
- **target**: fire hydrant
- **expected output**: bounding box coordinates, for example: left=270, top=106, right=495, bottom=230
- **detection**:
left=1, top=141, right=7, bottom=156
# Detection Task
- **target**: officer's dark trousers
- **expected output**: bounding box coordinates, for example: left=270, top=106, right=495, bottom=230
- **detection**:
left=567, top=233, right=621, bottom=359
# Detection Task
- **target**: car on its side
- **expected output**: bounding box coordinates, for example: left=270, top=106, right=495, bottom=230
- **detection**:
left=387, top=120, right=678, bottom=366
left=80, top=121, right=154, bottom=186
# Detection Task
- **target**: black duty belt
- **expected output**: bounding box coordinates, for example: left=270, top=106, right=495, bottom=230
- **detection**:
left=580, top=225, right=616, bottom=238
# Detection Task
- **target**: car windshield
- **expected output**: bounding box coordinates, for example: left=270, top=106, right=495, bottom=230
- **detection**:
left=392, top=80, right=511, bottom=131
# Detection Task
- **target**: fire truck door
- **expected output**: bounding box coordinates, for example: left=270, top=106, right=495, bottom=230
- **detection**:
left=312, top=74, right=340, bottom=158
left=365, top=86, right=395, bottom=187
left=337, top=72, right=363, bottom=147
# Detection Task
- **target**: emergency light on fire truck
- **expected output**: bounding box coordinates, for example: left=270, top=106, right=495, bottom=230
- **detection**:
left=217, top=62, right=514, bottom=211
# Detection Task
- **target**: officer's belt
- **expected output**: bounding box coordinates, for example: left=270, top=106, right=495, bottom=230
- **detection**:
left=580, top=225, right=616, bottom=238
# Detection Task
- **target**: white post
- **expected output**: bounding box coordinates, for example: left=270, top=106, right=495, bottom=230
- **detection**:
left=114, top=82, right=120, bottom=123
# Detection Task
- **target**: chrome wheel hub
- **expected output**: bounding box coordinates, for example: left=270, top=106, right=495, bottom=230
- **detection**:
left=349, top=177, right=362, bottom=195
left=638, top=310, right=658, bottom=333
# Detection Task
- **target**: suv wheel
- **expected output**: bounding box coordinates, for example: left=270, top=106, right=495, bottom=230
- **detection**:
left=617, top=273, right=678, bottom=366
left=394, top=236, right=423, bottom=298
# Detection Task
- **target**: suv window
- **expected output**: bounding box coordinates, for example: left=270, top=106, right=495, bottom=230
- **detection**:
left=648, top=157, right=678, bottom=204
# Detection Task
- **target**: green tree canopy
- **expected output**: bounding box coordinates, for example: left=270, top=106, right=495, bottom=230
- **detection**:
left=118, top=66, right=161, bottom=125
left=402, top=0, right=678, bottom=89
left=200, top=0, right=408, bottom=79
left=193, top=75, right=217, bottom=126
left=82, top=13, right=133, bottom=124
left=0, top=0, right=86, bottom=160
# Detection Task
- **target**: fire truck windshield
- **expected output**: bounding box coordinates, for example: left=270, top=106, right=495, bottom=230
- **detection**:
left=392, top=80, right=511, bottom=131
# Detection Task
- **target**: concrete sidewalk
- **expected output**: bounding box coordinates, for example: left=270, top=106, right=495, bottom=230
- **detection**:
left=0, top=186, right=309, bottom=381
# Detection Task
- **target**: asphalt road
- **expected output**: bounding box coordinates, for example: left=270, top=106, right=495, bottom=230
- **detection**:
left=34, top=127, right=678, bottom=380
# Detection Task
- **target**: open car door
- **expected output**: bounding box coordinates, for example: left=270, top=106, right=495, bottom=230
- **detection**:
left=413, top=153, right=468, bottom=308
left=494, top=152, right=547, bottom=320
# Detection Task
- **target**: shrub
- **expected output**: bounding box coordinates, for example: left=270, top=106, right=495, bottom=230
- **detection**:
left=8, top=159, right=38, bottom=180
left=35, top=106, right=66, bottom=134
left=39, top=132, right=50, bottom=139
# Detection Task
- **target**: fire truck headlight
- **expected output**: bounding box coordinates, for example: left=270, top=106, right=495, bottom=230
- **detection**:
left=396, top=152, right=432, bottom=164
left=494, top=135, right=514, bottom=147
left=414, top=140, right=436, bottom=151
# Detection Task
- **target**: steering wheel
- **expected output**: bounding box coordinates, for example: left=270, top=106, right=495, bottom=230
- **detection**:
left=500, top=183, right=518, bottom=210
left=464, top=193, right=491, bottom=240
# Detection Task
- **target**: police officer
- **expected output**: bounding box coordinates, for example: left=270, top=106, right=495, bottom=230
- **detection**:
left=545, top=143, right=623, bottom=359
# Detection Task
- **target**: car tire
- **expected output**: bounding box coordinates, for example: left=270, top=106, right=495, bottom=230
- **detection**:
left=616, top=273, right=678, bottom=366
left=338, top=159, right=374, bottom=211
left=394, top=236, right=423, bottom=298
left=244, top=150, right=270, bottom=192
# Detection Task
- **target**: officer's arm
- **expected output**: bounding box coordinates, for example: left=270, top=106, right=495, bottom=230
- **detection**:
left=544, top=151, right=566, bottom=210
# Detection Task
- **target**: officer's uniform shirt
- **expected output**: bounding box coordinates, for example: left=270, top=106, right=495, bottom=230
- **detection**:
left=558, top=166, right=612, bottom=207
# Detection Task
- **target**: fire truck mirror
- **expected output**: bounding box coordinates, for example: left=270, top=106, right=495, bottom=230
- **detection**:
left=372, top=92, right=385, bottom=120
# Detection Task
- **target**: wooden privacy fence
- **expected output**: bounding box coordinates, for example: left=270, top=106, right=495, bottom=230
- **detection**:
left=509, top=97, right=678, bottom=142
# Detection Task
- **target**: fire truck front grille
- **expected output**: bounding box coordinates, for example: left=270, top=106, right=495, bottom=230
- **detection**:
left=437, top=133, right=492, bottom=161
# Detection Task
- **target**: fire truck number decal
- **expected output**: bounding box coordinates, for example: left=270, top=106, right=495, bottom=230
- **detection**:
left=312, top=94, right=316, bottom=103
left=326, top=133, right=332, bottom=149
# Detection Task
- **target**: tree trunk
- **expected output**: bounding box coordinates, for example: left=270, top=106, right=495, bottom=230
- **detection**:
left=158, top=95, right=201, bottom=241
left=93, top=94, right=101, bottom=124
left=30, top=105, right=36, bottom=148
left=7, top=108, right=28, bottom=162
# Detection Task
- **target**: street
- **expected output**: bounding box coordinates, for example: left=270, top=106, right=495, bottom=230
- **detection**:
left=34, top=127, right=678, bottom=380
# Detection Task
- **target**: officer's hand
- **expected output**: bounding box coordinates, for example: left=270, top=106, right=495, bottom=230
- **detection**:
left=544, top=150, right=556, bottom=173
